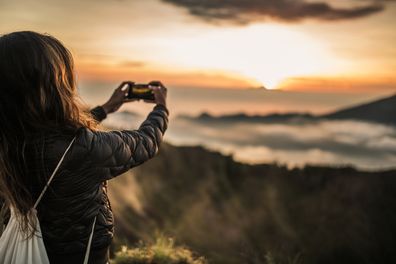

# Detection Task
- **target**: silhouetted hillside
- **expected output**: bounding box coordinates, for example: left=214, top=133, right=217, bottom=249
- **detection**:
left=179, top=112, right=316, bottom=123
left=322, top=93, right=396, bottom=125
left=108, top=142, right=396, bottom=264
left=178, top=93, right=396, bottom=126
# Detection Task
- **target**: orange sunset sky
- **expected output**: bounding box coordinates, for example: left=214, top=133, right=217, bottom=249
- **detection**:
left=0, top=0, right=395, bottom=93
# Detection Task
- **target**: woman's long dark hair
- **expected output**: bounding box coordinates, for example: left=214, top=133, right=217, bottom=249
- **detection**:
left=0, top=31, right=98, bottom=234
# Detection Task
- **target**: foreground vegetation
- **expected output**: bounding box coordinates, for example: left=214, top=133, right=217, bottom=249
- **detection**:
left=111, top=234, right=207, bottom=264
left=108, top=142, right=396, bottom=264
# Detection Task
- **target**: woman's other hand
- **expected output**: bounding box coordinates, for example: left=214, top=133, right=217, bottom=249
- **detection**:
left=101, top=81, right=136, bottom=114
left=146, top=81, right=167, bottom=108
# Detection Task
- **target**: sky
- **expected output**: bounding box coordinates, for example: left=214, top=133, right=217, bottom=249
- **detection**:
left=0, top=0, right=395, bottom=93
left=2, top=0, right=396, bottom=169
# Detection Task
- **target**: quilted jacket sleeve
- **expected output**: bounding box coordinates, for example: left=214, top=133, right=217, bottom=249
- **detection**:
left=90, top=106, right=107, bottom=123
left=82, top=104, right=169, bottom=181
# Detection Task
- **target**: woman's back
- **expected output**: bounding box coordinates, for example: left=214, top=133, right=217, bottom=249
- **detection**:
left=26, top=130, right=112, bottom=255
left=24, top=105, right=168, bottom=262
left=0, top=31, right=169, bottom=263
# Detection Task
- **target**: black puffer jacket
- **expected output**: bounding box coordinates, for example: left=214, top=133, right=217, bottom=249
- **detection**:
left=26, top=104, right=169, bottom=258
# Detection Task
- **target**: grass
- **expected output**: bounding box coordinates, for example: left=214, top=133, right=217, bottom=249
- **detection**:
left=111, top=234, right=208, bottom=264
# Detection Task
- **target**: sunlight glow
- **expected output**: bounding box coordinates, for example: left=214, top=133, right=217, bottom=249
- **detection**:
left=146, top=24, right=339, bottom=89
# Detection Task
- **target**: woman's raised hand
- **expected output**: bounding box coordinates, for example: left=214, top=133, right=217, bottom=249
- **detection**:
left=147, top=81, right=167, bottom=108
left=101, top=81, right=136, bottom=114
left=101, top=80, right=168, bottom=115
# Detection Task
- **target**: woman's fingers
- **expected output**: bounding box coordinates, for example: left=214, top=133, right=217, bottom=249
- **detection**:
left=123, top=98, right=138, bottom=103
left=116, top=81, right=128, bottom=91
left=117, top=81, right=134, bottom=92
left=148, top=80, right=166, bottom=89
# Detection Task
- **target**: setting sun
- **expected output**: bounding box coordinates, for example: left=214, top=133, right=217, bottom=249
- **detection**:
left=118, top=24, right=341, bottom=90
left=2, top=0, right=394, bottom=93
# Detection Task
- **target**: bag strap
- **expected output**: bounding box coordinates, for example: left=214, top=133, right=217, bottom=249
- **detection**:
left=31, top=135, right=98, bottom=264
left=33, top=136, right=77, bottom=209
left=83, top=215, right=97, bottom=264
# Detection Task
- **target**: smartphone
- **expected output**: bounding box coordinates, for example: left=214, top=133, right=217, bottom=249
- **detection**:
left=126, top=84, right=155, bottom=101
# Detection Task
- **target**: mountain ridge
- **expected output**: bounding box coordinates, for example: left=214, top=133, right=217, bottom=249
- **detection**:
left=322, top=93, right=396, bottom=125
left=108, top=142, right=396, bottom=264
left=178, top=93, right=396, bottom=126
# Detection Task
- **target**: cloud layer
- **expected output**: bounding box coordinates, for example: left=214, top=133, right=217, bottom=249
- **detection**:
left=161, top=0, right=388, bottom=24
left=103, top=112, right=396, bottom=170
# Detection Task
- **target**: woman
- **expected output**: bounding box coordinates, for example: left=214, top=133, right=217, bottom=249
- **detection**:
left=0, top=31, right=169, bottom=263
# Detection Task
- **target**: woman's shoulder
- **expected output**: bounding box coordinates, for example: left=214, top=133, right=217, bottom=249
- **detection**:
left=74, top=127, right=136, bottom=179
left=75, top=127, right=128, bottom=159
left=76, top=127, right=120, bottom=148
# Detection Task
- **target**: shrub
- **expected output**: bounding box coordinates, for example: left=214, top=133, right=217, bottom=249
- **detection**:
left=111, top=235, right=208, bottom=264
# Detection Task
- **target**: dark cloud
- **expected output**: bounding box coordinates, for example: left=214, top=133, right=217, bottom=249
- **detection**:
left=161, top=0, right=389, bottom=24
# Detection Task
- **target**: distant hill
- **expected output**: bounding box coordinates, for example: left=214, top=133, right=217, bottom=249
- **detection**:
left=178, top=112, right=317, bottom=123
left=108, top=142, right=396, bottom=264
left=178, top=93, right=396, bottom=126
left=322, top=93, right=396, bottom=125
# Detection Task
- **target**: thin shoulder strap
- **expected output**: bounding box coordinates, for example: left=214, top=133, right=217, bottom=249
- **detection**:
left=83, top=215, right=97, bottom=264
left=33, top=136, right=77, bottom=209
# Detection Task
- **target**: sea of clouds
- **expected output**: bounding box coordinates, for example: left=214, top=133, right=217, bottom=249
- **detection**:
left=103, top=112, right=396, bottom=171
